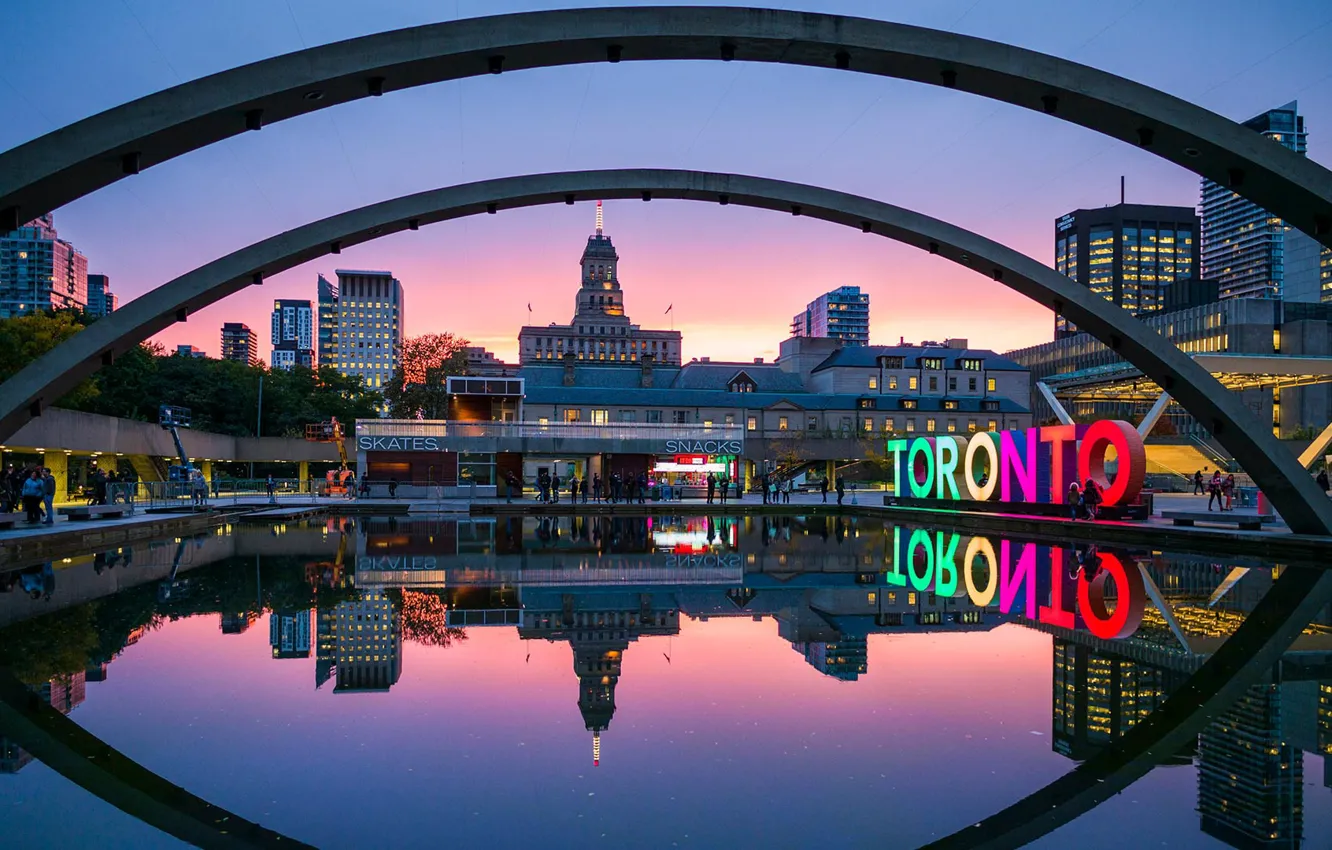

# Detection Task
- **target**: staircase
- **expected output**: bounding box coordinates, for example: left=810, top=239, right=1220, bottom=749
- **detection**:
left=1144, top=442, right=1227, bottom=479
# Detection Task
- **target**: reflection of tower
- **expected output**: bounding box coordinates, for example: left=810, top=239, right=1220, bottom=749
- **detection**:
left=792, top=638, right=868, bottom=681
left=333, top=592, right=402, bottom=693
left=1320, top=683, right=1332, bottom=787
left=270, top=609, right=312, bottom=659
left=315, top=601, right=337, bottom=689
left=220, top=611, right=258, bottom=634
left=1050, top=640, right=1190, bottom=762
left=1198, top=682, right=1302, bottom=848
left=573, top=637, right=628, bottom=766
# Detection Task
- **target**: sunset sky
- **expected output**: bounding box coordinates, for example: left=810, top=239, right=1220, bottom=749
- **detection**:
left=3, top=0, right=1330, bottom=364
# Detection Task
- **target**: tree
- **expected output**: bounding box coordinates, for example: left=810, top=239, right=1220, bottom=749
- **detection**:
left=769, top=429, right=811, bottom=477
left=384, top=333, right=470, bottom=419
left=0, top=310, right=101, bottom=409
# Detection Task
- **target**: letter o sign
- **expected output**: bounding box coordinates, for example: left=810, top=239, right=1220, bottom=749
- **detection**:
left=1077, top=420, right=1145, bottom=507
left=1076, top=553, right=1145, bottom=640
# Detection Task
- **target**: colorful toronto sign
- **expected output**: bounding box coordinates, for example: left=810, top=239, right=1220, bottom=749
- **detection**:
left=885, top=420, right=1146, bottom=507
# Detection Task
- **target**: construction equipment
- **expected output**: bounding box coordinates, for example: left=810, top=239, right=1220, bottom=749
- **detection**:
left=306, top=417, right=353, bottom=495
left=159, top=405, right=195, bottom=483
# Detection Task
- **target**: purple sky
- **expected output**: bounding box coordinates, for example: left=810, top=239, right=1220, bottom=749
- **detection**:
left=3, top=0, right=1330, bottom=363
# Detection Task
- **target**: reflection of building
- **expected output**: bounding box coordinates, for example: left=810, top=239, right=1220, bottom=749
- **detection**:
left=333, top=592, right=402, bottom=693
left=0, top=213, right=88, bottom=318
left=793, top=637, right=868, bottom=680
left=518, top=202, right=683, bottom=366
left=520, top=590, right=681, bottom=766
left=790, top=285, right=871, bottom=346
left=220, top=611, right=259, bottom=634
left=270, top=609, right=312, bottom=659
left=1198, top=682, right=1303, bottom=849
left=1050, top=639, right=1190, bottom=762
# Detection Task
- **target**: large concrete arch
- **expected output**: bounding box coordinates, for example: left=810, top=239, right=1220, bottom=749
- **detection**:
left=1, top=168, right=1329, bottom=534
left=1, top=6, right=1329, bottom=245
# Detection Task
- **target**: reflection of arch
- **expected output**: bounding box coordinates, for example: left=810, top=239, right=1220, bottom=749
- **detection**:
left=926, top=566, right=1332, bottom=849
left=0, top=7, right=1329, bottom=244
left=0, top=668, right=312, bottom=849
left=1, top=169, right=1328, bottom=533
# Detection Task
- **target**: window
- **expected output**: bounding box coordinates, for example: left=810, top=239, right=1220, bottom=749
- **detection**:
left=746, top=416, right=757, bottom=431
left=778, top=416, right=789, bottom=430
left=672, top=410, right=690, bottom=425
left=646, top=410, right=663, bottom=423
left=943, top=400, right=959, bottom=410
left=926, top=418, right=936, bottom=432
left=889, top=376, right=898, bottom=390
left=959, top=358, right=983, bottom=371
left=869, top=377, right=878, bottom=390
left=879, top=356, right=905, bottom=369
left=969, top=377, right=977, bottom=392
left=987, top=377, right=997, bottom=392
left=906, top=419, right=916, bottom=432
left=563, top=409, right=581, bottom=422
left=947, top=419, right=957, bottom=433
left=967, top=419, right=977, bottom=432
left=987, top=420, right=998, bottom=431
left=900, top=398, right=918, bottom=409
left=863, top=417, right=873, bottom=432
left=948, top=376, right=957, bottom=392
left=858, top=398, right=876, bottom=409
left=808, top=415, right=819, bottom=430
left=703, top=419, right=714, bottom=429
left=928, top=376, right=938, bottom=392
left=537, top=417, right=549, bottom=425
left=591, top=409, right=608, bottom=424
left=922, top=357, right=945, bottom=370
left=885, top=418, right=895, bottom=432
left=983, top=399, right=1000, bottom=412
left=458, top=452, right=495, bottom=485
left=908, top=376, right=918, bottom=391
left=618, top=410, right=636, bottom=422
left=724, top=413, right=735, bottom=425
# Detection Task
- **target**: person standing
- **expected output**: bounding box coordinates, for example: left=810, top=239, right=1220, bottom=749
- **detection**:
left=1222, top=473, right=1235, bottom=511
left=1207, top=470, right=1223, bottom=511
left=1083, top=478, right=1101, bottom=520
left=569, top=475, right=579, bottom=504
left=592, top=474, right=602, bottom=502
left=820, top=477, right=828, bottom=503
left=581, top=476, right=589, bottom=504
left=1192, top=470, right=1204, bottom=495
left=718, top=476, right=728, bottom=505
left=265, top=473, right=276, bottom=504
left=1318, top=468, right=1330, bottom=494
left=21, top=470, right=44, bottom=524
left=835, top=476, right=845, bottom=506
left=551, top=473, right=561, bottom=504
left=760, top=472, right=769, bottom=505
left=1067, top=481, right=1082, bottom=521
left=706, top=473, right=716, bottom=504
left=41, top=467, right=56, bottom=525
left=637, top=473, right=648, bottom=504
left=388, top=478, right=399, bottom=500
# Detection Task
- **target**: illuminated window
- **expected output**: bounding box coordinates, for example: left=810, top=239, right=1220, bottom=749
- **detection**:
left=778, top=416, right=788, bottom=431
left=909, top=376, right=918, bottom=391
left=987, top=420, right=998, bottom=431
left=926, top=418, right=936, bottom=432
left=591, top=409, right=608, bottom=424
left=746, top=416, right=757, bottom=431
left=889, top=376, right=898, bottom=390
left=968, top=419, right=977, bottom=433
left=869, top=377, right=878, bottom=390
left=563, top=409, right=581, bottom=423
left=947, top=419, right=956, bottom=433
left=884, top=418, right=894, bottom=432
left=863, top=417, right=873, bottom=432
left=987, top=377, right=997, bottom=392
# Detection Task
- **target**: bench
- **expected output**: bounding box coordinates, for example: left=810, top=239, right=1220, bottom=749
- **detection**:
left=0, top=514, right=18, bottom=530
left=58, top=505, right=129, bottom=521
left=1161, top=510, right=1275, bottom=531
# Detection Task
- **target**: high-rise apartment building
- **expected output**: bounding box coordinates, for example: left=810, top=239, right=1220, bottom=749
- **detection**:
left=85, top=274, right=117, bottom=317
left=332, top=592, right=402, bottom=693
left=317, top=273, right=339, bottom=368
left=220, top=322, right=259, bottom=366
left=1283, top=228, right=1332, bottom=304
left=1200, top=101, right=1308, bottom=301
left=333, top=270, right=403, bottom=390
left=517, top=202, right=682, bottom=366
left=1053, top=204, right=1199, bottom=337
left=270, top=298, right=314, bottom=370
left=790, top=285, right=870, bottom=346
left=0, top=214, right=88, bottom=318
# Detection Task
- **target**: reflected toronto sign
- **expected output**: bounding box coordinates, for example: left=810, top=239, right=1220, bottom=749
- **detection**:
left=885, top=420, right=1146, bottom=507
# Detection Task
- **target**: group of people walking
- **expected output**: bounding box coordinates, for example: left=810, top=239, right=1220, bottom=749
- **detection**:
left=1192, top=469, right=1239, bottom=512
left=528, top=470, right=653, bottom=504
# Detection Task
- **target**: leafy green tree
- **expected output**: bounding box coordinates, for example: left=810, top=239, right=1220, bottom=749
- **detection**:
left=0, top=310, right=100, bottom=408
left=384, top=333, right=470, bottom=419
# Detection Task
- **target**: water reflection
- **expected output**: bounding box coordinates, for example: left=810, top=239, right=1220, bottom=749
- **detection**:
left=0, top=515, right=1329, bottom=848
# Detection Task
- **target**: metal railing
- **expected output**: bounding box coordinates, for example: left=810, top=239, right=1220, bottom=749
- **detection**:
left=116, top=478, right=334, bottom=511
left=355, top=419, right=746, bottom=441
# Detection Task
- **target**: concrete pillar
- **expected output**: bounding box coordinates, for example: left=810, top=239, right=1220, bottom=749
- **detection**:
left=42, top=451, right=69, bottom=503
left=298, top=460, right=309, bottom=493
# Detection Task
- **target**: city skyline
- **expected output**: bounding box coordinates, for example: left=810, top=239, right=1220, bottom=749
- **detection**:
left=3, top=0, right=1329, bottom=364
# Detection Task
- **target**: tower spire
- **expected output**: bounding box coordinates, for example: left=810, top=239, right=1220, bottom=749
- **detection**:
left=593, top=731, right=601, bottom=767
left=595, top=200, right=603, bottom=236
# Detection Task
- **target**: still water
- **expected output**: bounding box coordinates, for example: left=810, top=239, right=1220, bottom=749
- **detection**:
left=0, top=514, right=1329, bottom=849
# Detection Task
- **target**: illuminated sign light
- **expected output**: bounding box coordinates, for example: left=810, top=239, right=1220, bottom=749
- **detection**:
left=886, top=420, right=1145, bottom=507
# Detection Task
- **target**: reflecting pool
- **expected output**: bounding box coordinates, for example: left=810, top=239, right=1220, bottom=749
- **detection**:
left=1, top=514, right=1329, bottom=848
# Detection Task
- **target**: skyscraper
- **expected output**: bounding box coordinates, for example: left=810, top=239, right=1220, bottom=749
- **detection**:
left=1200, top=101, right=1308, bottom=301
left=517, top=202, right=682, bottom=365
left=332, top=592, right=402, bottom=693
left=790, top=285, right=871, bottom=346
left=1053, top=204, right=1200, bottom=337
left=333, top=269, right=404, bottom=391
left=220, top=322, right=259, bottom=366
left=317, top=273, right=339, bottom=368
left=0, top=213, right=88, bottom=318
left=85, top=274, right=117, bottom=317
left=270, top=298, right=314, bottom=370
left=269, top=609, right=313, bottom=659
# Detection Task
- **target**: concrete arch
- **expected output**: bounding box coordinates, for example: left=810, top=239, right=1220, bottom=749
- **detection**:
left=1, top=168, right=1329, bottom=534
left=0, top=6, right=1329, bottom=245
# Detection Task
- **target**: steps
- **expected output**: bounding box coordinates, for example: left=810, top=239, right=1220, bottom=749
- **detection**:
left=1144, top=443, right=1225, bottom=478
